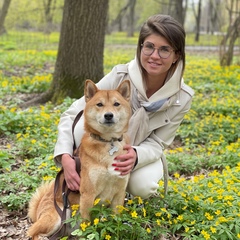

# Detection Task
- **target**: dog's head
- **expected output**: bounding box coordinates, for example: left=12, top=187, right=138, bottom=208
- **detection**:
left=83, top=79, right=131, bottom=138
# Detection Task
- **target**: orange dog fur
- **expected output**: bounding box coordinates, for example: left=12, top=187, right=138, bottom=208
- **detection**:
left=27, top=79, right=131, bottom=239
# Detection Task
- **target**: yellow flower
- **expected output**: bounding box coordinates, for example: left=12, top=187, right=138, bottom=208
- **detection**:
left=205, top=212, right=214, bottom=221
left=16, top=133, right=22, bottom=139
left=193, top=195, right=200, bottom=201
left=210, top=226, right=216, bottom=233
left=135, top=196, right=143, bottom=204
left=94, top=218, right=99, bottom=225
left=42, top=176, right=53, bottom=181
left=160, top=207, right=167, bottom=212
left=206, top=197, right=214, bottom=204
left=105, top=235, right=111, bottom=240
left=80, top=222, right=90, bottom=231
left=116, top=205, right=128, bottom=213
left=131, top=210, right=138, bottom=218
left=155, top=212, right=162, bottom=217
left=71, top=204, right=79, bottom=211
left=207, top=182, right=213, bottom=188
left=201, top=230, right=210, bottom=240
left=182, top=205, right=187, bottom=210
left=218, top=216, right=227, bottom=223
left=72, top=210, right=76, bottom=217
left=177, top=215, right=183, bottom=221
left=174, top=172, right=180, bottom=178
left=38, top=162, right=47, bottom=169
left=146, top=228, right=151, bottom=233
left=142, top=207, right=146, bottom=217
left=224, top=195, right=234, bottom=201
left=94, top=198, right=101, bottom=205
left=10, top=107, right=16, bottom=112
left=215, top=209, right=221, bottom=215
left=80, top=222, right=88, bottom=231
left=158, top=180, right=164, bottom=187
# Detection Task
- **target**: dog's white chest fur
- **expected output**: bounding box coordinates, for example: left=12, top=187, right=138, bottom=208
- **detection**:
left=88, top=166, right=129, bottom=202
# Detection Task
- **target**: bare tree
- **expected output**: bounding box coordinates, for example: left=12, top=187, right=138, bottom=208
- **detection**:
left=21, top=0, right=109, bottom=107
left=127, top=0, right=136, bottom=37
left=192, top=0, right=202, bottom=42
left=109, top=1, right=131, bottom=32
left=220, top=0, right=240, bottom=66
left=207, top=0, right=222, bottom=34
left=155, top=0, right=188, bottom=26
left=0, top=0, right=11, bottom=35
left=42, top=0, right=57, bottom=34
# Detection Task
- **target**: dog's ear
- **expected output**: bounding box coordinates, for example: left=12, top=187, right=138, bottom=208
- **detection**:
left=117, top=80, right=131, bottom=101
left=85, top=79, right=98, bottom=102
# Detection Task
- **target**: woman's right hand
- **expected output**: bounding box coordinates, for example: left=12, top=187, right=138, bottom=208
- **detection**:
left=61, top=154, right=81, bottom=191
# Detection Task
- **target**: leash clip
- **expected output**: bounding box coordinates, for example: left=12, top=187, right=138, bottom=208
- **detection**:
left=62, top=192, right=70, bottom=208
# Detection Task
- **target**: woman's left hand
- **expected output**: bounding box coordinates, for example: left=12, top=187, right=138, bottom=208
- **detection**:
left=112, top=144, right=137, bottom=175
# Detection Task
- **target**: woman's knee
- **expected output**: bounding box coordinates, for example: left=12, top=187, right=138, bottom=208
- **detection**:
left=127, top=179, right=159, bottom=199
left=127, top=160, right=164, bottom=199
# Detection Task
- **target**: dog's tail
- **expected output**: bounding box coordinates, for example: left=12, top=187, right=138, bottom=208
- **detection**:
left=27, top=180, right=61, bottom=238
left=28, top=181, right=54, bottom=222
left=27, top=213, right=61, bottom=239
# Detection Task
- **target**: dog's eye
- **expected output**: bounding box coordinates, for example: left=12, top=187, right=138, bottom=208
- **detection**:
left=114, top=102, right=120, bottom=107
left=96, top=103, right=103, bottom=107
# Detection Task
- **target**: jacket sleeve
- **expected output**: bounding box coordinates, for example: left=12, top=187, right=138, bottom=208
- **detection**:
left=133, top=92, right=193, bottom=171
left=53, top=97, right=86, bottom=166
left=54, top=64, right=129, bottom=166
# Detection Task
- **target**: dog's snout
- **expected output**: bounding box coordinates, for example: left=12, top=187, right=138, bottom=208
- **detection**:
left=104, top=112, right=113, bottom=120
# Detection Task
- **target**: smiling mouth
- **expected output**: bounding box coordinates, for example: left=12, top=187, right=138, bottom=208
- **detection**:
left=149, top=61, right=161, bottom=66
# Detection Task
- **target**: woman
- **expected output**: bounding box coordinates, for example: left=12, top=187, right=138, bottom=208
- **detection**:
left=54, top=14, right=194, bottom=199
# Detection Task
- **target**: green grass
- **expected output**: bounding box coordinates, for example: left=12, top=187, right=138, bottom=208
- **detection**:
left=1, top=30, right=237, bottom=51
left=0, top=32, right=240, bottom=239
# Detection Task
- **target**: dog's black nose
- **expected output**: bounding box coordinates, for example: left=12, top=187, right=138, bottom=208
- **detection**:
left=104, top=112, right=113, bottom=120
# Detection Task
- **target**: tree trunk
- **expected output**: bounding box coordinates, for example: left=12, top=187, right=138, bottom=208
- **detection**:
left=21, top=0, right=109, bottom=107
left=110, top=1, right=130, bottom=32
left=194, top=0, right=202, bottom=42
left=127, top=0, right=136, bottom=37
left=0, top=0, right=11, bottom=35
left=43, top=0, right=56, bottom=34
left=169, top=0, right=185, bottom=26
left=220, top=15, right=240, bottom=66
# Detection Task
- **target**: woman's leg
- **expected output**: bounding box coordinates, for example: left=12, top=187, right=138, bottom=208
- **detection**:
left=127, top=159, right=163, bottom=199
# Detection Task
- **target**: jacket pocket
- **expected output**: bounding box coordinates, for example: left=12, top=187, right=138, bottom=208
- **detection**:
left=148, top=111, right=170, bottom=132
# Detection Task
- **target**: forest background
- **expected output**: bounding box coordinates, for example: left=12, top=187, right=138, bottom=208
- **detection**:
left=0, top=0, right=240, bottom=239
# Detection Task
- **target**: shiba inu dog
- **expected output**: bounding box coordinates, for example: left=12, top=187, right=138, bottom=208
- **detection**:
left=27, top=79, right=131, bottom=239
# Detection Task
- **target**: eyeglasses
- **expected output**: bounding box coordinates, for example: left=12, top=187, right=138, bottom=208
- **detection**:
left=141, top=42, right=174, bottom=59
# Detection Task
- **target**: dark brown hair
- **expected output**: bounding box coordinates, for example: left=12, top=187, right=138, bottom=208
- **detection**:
left=136, top=14, right=186, bottom=79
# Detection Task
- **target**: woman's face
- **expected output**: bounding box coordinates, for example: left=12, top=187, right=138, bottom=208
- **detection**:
left=140, top=34, right=178, bottom=81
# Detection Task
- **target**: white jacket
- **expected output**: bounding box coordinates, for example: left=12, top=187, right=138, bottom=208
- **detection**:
left=54, top=58, right=194, bottom=171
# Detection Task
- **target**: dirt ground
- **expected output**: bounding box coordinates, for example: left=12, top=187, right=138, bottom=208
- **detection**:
left=0, top=206, right=32, bottom=240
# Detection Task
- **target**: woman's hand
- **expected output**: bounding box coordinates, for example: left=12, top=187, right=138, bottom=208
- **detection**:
left=61, top=154, right=81, bottom=191
left=112, top=145, right=137, bottom=175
